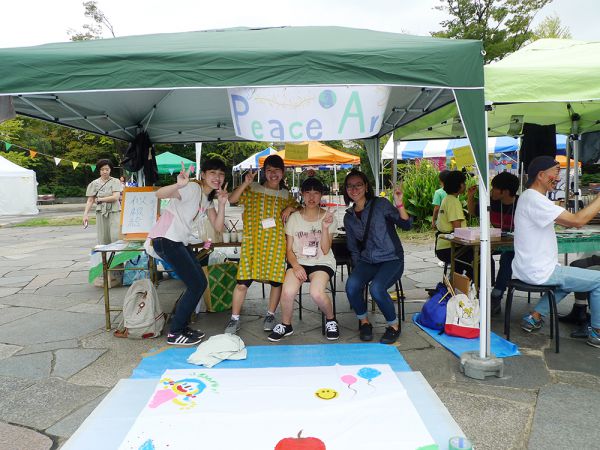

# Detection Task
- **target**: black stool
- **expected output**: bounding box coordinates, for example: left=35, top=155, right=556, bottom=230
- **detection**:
left=504, top=279, right=560, bottom=353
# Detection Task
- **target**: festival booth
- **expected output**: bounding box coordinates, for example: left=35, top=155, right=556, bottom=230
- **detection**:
left=155, top=151, right=194, bottom=175
left=0, top=26, right=489, bottom=448
left=0, top=155, right=38, bottom=216
left=232, top=147, right=277, bottom=172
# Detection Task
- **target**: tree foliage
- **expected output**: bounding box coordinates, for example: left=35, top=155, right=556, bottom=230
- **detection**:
left=432, top=0, right=552, bottom=62
left=68, top=1, right=116, bottom=41
left=531, top=14, right=572, bottom=40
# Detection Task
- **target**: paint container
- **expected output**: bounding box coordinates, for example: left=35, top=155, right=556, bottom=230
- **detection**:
left=449, top=436, right=472, bottom=450
left=222, top=232, right=231, bottom=243
left=230, top=231, right=237, bottom=243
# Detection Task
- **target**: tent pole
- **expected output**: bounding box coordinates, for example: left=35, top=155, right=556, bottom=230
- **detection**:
left=392, top=137, right=398, bottom=186
left=571, top=116, right=581, bottom=213
left=195, top=143, right=202, bottom=180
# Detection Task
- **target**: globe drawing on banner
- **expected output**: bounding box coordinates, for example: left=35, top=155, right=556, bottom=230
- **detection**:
left=319, top=89, right=336, bottom=109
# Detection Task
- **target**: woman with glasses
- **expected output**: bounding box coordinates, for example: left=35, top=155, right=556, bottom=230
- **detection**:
left=343, top=169, right=412, bottom=344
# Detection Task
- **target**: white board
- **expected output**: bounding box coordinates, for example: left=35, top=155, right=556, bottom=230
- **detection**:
left=118, top=364, right=436, bottom=450
left=120, top=188, right=159, bottom=238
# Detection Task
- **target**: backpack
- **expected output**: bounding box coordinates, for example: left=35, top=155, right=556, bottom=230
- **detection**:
left=115, top=279, right=165, bottom=339
left=444, top=287, right=480, bottom=339
left=417, top=282, right=450, bottom=330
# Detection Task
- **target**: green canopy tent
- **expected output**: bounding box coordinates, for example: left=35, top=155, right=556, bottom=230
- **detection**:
left=0, top=26, right=490, bottom=374
left=156, top=151, right=194, bottom=175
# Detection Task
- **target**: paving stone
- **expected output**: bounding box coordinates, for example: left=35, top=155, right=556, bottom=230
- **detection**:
left=405, top=270, right=443, bottom=285
left=545, top=338, right=600, bottom=378
left=0, top=422, right=53, bottom=450
left=0, top=376, right=37, bottom=400
left=402, top=347, right=460, bottom=385
left=25, top=260, right=75, bottom=270
left=435, top=386, right=532, bottom=450
left=0, top=343, right=22, bottom=360
left=0, top=378, right=106, bottom=430
left=52, top=348, right=106, bottom=379
left=0, top=276, right=36, bottom=288
left=0, top=352, right=52, bottom=380
left=552, top=370, right=600, bottom=391
left=69, top=332, right=163, bottom=387
left=529, top=384, right=600, bottom=450
left=0, top=293, right=84, bottom=310
left=0, top=306, right=41, bottom=325
left=46, top=393, right=106, bottom=438
left=0, top=310, right=104, bottom=345
left=437, top=380, right=537, bottom=405
left=0, top=287, right=20, bottom=298
left=17, top=339, right=79, bottom=356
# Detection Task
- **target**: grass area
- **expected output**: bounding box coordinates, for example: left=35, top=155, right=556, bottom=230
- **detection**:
left=13, top=216, right=96, bottom=227
left=399, top=228, right=435, bottom=244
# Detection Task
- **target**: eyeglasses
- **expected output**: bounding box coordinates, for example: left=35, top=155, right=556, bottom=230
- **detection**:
left=346, top=183, right=365, bottom=190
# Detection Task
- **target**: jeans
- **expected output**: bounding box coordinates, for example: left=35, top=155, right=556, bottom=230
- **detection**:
left=571, top=255, right=600, bottom=301
left=345, top=259, right=403, bottom=325
left=152, top=237, right=207, bottom=334
left=534, top=265, right=600, bottom=328
left=494, top=251, right=515, bottom=294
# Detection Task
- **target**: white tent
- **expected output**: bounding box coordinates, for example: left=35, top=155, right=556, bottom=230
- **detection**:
left=232, top=147, right=277, bottom=172
left=0, top=155, right=39, bottom=215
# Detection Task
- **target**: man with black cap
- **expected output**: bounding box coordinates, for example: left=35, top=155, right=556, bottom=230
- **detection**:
left=512, top=155, right=600, bottom=348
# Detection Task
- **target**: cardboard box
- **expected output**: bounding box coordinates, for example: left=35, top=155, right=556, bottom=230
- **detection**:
left=454, top=227, right=501, bottom=242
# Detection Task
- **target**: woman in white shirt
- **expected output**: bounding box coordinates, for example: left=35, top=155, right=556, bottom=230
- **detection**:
left=146, top=159, right=228, bottom=346
left=268, top=177, right=339, bottom=341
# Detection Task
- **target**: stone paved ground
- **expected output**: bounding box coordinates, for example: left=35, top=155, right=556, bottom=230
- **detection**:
left=0, top=207, right=599, bottom=449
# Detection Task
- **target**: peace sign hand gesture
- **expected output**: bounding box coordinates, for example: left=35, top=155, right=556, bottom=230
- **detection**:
left=176, top=162, right=193, bottom=188
left=216, top=182, right=229, bottom=205
left=244, top=170, right=257, bottom=186
left=322, top=207, right=335, bottom=229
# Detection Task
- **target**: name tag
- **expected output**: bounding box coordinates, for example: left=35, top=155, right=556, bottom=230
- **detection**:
left=302, top=245, right=318, bottom=256
left=261, top=217, right=276, bottom=229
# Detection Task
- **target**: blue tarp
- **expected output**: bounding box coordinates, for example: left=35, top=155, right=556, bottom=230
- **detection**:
left=413, top=313, right=520, bottom=358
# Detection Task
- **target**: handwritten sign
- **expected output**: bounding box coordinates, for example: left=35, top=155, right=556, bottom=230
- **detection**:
left=285, top=143, right=309, bottom=161
left=120, top=187, right=159, bottom=240
left=453, top=146, right=476, bottom=170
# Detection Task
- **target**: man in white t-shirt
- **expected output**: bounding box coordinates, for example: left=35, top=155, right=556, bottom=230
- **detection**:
left=512, top=156, right=600, bottom=348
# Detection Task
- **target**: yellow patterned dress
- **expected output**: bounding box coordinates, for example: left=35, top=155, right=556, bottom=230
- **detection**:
left=237, top=183, right=297, bottom=283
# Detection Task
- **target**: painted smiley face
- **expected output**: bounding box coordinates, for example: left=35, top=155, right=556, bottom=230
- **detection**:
left=314, top=388, right=338, bottom=400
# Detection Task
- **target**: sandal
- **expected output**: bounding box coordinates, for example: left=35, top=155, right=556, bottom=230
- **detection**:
left=113, top=328, right=129, bottom=338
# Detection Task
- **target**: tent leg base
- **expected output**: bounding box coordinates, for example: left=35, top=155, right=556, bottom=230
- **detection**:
left=459, top=351, right=504, bottom=380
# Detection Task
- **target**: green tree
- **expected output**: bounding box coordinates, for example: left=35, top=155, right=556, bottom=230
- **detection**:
left=432, top=0, right=552, bottom=62
left=531, top=14, right=572, bottom=40
left=68, top=1, right=116, bottom=41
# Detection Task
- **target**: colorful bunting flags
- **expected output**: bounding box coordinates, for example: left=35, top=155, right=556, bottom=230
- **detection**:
left=54, top=157, right=61, bottom=166
left=90, top=164, right=96, bottom=172
left=4, top=142, right=11, bottom=151
left=72, top=161, right=79, bottom=169
left=29, top=150, right=37, bottom=158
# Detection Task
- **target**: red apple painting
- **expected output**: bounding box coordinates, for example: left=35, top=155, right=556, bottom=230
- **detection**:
left=275, top=430, right=326, bottom=450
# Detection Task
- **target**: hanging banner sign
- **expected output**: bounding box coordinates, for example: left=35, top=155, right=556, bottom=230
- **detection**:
left=227, top=86, right=391, bottom=142
left=285, top=143, right=309, bottom=161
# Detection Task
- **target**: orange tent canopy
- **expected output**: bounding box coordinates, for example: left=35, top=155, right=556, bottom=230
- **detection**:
left=556, top=155, right=581, bottom=168
left=258, top=141, right=360, bottom=167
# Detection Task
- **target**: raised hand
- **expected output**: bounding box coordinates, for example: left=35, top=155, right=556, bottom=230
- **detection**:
left=322, top=207, right=334, bottom=228
left=244, top=170, right=257, bottom=185
left=176, top=161, right=192, bottom=188
left=392, top=182, right=404, bottom=205
left=217, top=182, right=229, bottom=205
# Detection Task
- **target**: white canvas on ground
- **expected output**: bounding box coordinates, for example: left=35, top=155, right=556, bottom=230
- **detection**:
left=118, top=364, right=436, bottom=450
left=0, top=155, right=38, bottom=216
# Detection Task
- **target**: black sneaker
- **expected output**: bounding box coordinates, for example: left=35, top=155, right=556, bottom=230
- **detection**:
left=268, top=323, right=294, bottom=342
left=325, top=320, right=340, bottom=340
left=359, top=322, right=373, bottom=341
left=167, top=331, right=203, bottom=346
left=183, top=327, right=205, bottom=340
left=380, top=326, right=400, bottom=344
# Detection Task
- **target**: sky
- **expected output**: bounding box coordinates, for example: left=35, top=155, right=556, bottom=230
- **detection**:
left=0, top=0, right=598, bottom=49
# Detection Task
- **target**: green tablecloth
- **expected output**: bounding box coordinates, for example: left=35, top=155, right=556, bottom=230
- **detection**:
left=496, top=233, right=600, bottom=254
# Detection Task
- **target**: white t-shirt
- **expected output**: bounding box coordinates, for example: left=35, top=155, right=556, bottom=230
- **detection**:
left=147, top=183, right=213, bottom=246
left=512, top=189, right=564, bottom=285
left=285, top=210, right=338, bottom=271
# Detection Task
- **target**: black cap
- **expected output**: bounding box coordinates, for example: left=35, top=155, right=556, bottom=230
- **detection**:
left=301, top=177, right=325, bottom=193
left=526, top=156, right=559, bottom=187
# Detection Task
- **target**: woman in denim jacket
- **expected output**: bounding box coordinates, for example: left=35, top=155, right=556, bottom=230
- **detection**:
left=343, top=170, right=412, bottom=344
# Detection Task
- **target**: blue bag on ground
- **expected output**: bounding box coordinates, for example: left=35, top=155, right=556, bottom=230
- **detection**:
left=417, top=282, right=450, bottom=330
left=123, top=252, right=149, bottom=286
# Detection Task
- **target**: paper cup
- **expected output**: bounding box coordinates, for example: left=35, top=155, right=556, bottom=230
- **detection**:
left=222, top=232, right=231, bottom=243
left=230, top=231, right=237, bottom=242
left=237, top=231, right=243, bottom=242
